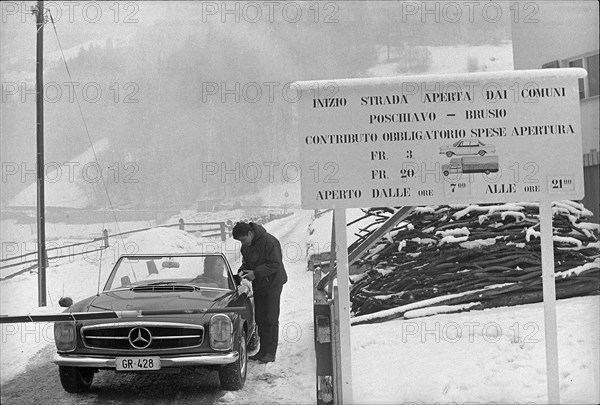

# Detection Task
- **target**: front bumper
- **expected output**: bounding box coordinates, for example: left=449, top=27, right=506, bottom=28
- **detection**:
left=54, top=352, right=239, bottom=368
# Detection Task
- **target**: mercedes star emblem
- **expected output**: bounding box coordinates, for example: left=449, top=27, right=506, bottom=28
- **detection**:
left=128, top=327, right=152, bottom=349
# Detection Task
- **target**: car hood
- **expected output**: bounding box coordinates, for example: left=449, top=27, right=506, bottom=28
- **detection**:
left=74, top=288, right=235, bottom=313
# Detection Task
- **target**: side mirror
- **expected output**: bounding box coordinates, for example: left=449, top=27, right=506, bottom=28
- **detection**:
left=58, top=297, right=73, bottom=308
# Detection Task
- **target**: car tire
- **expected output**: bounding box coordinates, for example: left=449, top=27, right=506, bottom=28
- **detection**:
left=247, top=326, right=259, bottom=352
left=479, top=150, right=486, bottom=156
left=446, top=152, right=453, bottom=157
left=443, top=170, right=450, bottom=176
left=58, top=366, right=94, bottom=393
left=219, top=329, right=247, bottom=390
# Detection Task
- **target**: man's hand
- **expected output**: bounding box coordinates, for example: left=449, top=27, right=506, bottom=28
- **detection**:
left=240, top=270, right=256, bottom=281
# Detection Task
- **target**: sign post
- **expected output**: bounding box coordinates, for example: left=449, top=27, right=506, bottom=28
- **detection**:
left=539, top=200, right=560, bottom=404
left=295, top=68, right=586, bottom=404
left=332, top=210, right=353, bottom=403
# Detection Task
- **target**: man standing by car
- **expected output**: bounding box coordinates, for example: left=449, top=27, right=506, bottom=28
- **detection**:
left=232, top=222, right=287, bottom=363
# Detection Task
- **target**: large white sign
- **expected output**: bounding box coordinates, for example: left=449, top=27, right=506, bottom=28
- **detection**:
left=296, top=69, right=586, bottom=209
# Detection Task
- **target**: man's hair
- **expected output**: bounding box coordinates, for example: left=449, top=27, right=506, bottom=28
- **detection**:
left=204, top=255, right=222, bottom=267
left=204, top=255, right=224, bottom=273
left=232, top=222, right=253, bottom=239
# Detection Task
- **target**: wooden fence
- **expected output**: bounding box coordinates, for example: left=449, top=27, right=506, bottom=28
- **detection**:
left=0, top=210, right=293, bottom=281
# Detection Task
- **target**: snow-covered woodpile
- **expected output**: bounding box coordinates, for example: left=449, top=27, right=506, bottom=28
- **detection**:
left=350, top=201, right=599, bottom=323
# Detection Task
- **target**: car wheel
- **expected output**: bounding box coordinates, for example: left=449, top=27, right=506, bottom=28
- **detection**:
left=247, top=326, right=259, bottom=352
left=485, top=169, right=491, bottom=175
left=219, top=329, right=247, bottom=390
left=443, top=170, right=450, bottom=176
left=446, top=152, right=453, bottom=157
left=479, top=150, right=486, bottom=156
left=58, top=366, right=94, bottom=393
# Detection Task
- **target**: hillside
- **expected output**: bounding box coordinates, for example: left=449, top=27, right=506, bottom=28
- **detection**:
left=1, top=2, right=512, bottom=208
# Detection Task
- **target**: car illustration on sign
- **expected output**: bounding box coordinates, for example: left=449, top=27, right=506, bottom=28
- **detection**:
left=442, top=155, right=500, bottom=176
left=439, top=140, right=496, bottom=157
left=53, top=253, right=257, bottom=392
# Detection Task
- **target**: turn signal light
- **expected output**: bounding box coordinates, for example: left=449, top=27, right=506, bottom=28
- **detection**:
left=54, top=321, right=76, bottom=351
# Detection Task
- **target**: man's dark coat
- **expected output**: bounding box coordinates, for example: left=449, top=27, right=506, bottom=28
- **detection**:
left=239, top=223, right=288, bottom=296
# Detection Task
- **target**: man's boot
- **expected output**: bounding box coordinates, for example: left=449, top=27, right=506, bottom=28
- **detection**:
left=258, top=353, right=276, bottom=363
left=249, top=352, right=264, bottom=361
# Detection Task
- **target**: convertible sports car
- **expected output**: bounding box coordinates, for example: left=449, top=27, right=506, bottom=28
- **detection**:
left=53, top=253, right=257, bottom=392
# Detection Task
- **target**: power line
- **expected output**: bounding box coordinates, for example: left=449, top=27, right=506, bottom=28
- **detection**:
left=47, top=9, right=127, bottom=256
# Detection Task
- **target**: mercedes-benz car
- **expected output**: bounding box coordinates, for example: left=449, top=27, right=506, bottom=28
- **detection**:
left=439, top=139, right=495, bottom=157
left=53, top=253, right=256, bottom=392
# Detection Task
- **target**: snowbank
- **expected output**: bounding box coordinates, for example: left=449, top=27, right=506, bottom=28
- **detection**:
left=352, top=295, right=600, bottom=404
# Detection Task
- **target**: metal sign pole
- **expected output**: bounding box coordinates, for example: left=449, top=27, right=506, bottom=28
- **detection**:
left=593, top=296, right=600, bottom=404
left=539, top=200, right=560, bottom=404
left=332, top=209, right=353, bottom=403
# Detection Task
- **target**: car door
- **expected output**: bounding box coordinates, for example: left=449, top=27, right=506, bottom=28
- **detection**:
left=457, top=140, right=471, bottom=155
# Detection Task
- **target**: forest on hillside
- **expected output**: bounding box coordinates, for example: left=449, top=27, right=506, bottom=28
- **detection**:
left=0, top=2, right=511, bottom=208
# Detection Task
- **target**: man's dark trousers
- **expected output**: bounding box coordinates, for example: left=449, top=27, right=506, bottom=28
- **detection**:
left=254, top=285, right=283, bottom=357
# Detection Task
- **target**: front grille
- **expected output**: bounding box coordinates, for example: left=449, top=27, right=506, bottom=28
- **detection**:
left=81, top=322, right=204, bottom=351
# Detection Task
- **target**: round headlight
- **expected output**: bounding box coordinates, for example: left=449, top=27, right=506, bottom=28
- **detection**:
left=209, top=314, right=233, bottom=350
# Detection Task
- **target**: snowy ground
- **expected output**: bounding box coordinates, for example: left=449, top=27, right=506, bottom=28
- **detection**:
left=353, top=295, right=600, bottom=404
left=368, top=42, right=514, bottom=77
left=2, top=208, right=599, bottom=404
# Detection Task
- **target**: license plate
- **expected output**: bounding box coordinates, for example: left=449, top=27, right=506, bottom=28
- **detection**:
left=115, top=357, right=161, bottom=371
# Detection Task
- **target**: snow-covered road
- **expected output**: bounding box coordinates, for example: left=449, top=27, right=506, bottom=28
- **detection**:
left=221, top=209, right=317, bottom=404
left=1, top=210, right=318, bottom=404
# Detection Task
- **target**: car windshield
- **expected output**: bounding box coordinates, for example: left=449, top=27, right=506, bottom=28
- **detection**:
left=104, top=255, right=233, bottom=291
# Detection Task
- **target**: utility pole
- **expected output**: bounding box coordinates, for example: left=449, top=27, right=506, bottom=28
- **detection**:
left=35, top=0, right=47, bottom=307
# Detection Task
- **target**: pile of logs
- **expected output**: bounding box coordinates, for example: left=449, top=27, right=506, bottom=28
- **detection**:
left=349, top=201, right=599, bottom=323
